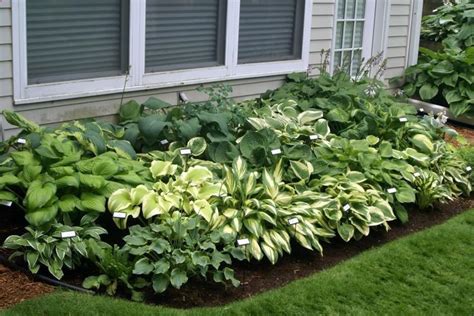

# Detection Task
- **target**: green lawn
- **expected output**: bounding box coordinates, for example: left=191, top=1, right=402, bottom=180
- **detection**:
left=3, top=209, right=474, bottom=316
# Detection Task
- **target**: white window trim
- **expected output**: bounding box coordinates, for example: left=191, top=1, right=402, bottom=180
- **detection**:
left=12, top=0, right=312, bottom=105
left=407, top=0, right=423, bottom=67
left=330, top=0, right=377, bottom=74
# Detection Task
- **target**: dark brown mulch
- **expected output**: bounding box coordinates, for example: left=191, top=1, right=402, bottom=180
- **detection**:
left=0, top=264, right=54, bottom=310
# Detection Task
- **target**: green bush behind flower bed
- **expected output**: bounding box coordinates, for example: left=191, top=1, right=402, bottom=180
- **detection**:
left=0, top=68, right=472, bottom=300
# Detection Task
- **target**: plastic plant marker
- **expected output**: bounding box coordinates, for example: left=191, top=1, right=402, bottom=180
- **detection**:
left=466, top=166, right=472, bottom=172
left=180, top=148, right=191, bottom=155
left=343, top=204, right=351, bottom=212
left=17, top=138, right=26, bottom=144
left=160, top=139, right=169, bottom=145
left=271, top=149, right=282, bottom=155
left=288, top=217, right=300, bottom=225
left=0, top=201, right=12, bottom=207
left=309, top=135, right=319, bottom=140
left=387, top=188, right=397, bottom=194
left=113, top=212, right=127, bottom=219
left=399, top=117, right=408, bottom=122
left=237, top=238, right=250, bottom=246
left=61, top=231, right=76, bottom=238
left=414, top=172, right=421, bottom=177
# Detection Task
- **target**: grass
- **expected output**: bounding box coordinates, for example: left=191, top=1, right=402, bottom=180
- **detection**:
left=3, top=209, right=474, bottom=316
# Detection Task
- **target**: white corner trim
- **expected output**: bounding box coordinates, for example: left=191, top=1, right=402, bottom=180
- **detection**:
left=407, top=0, right=423, bottom=67
left=12, top=0, right=312, bottom=105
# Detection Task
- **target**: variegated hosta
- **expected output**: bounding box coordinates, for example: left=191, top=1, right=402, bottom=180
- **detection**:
left=309, top=172, right=397, bottom=242
left=247, top=100, right=331, bottom=143
left=108, top=163, right=226, bottom=229
left=217, top=157, right=327, bottom=264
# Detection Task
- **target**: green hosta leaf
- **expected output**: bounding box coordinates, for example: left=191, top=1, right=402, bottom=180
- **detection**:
left=55, top=176, right=80, bottom=189
left=150, top=161, right=178, bottom=179
left=92, top=160, right=119, bottom=178
left=170, top=268, right=188, bottom=289
left=239, top=131, right=266, bottom=159
left=21, top=165, right=42, bottom=183
left=138, top=114, right=170, bottom=143
left=143, top=97, right=172, bottom=110
left=187, top=137, right=207, bottom=157
left=411, top=134, right=434, bottom=154
left=79, top=173, right=106, bottom=190
left=178, top=117, right=201, bottom=139
left=248, top=238, right=263, bottom=261
left=394, top=203, right=409, bottom=224
left=0, top=173, right=20, bottom=186
left=419, top=83, right=438, bottom=101
left=262, top=168, right=278, bottom=199
left=108, top=140, right=137, bottom=160
left=0, top=190, right=17, bottom=202
left=108, top=189, right=132, bottom=213
left=152, top=274, right=170, bottom=293
left=80, top=192, right=106, bottom=212
left=297, top=110, right=323, bottom=125
left=133, top=258, right=154, bottom=275
left=405, top=148, right=430, bottom=164
left=208, top=141, right=239, bottom=163
left=326, top=108, right=350, bottom=122
left=261, top=242, right=278, bottom=264
left=232, top=156, right=247, bottom=180
left=337, top=222, right=354, bottom=242
left=346, top=171, right=366, bottom=183
left=25, top=204, right=59, bottom=226
left=431, top=60, right=454, bottom=75
left=395, top=187, right=416, bottom=204
left=10, top=151, right=38, bottom=166
left=314, top=119, right=330, bottom=138
left=130, top=185, right=149, bottom=205
left=290, top=160, right=312, bottom=180
left=192, top=199, right=213, bottom=222
left=154, top=259, right=171, bottom=274
left=25, top=181, right=57, bottom=210
left=444, top=90, right=463, bottom=105
left=182, top=166, right=213, bottom=184
left=119, top=100, right=142, bottom=122
left=379, top=141, right=393, bottom=158
left=58, top=194, right=80, bottom=213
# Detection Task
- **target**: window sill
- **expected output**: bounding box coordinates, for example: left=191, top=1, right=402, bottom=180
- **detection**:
left=14, top=60, right=307, bottom=105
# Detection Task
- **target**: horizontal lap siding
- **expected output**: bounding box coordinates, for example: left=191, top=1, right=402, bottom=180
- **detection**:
left=0, top=0, right=13, bottom=127
left=309, top=0, right=335, bottom=76
left=386, top=0, right=412, bottom=79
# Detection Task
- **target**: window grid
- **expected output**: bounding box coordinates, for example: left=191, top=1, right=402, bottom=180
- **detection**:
left=333, top=0, right=366, bottom=76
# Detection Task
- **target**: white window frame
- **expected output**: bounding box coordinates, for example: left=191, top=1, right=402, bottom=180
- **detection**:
left=12, top=0, right=312, bottom=105
left=330, top=0, right=377, bottom=75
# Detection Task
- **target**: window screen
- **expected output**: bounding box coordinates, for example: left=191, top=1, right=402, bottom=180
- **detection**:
left=238, top=0, right=304, bottom=64
left=333, top=0, right=366, bottom=75
left=145, top=0, right=226, bottom=73
left=26, top=0, right=129, bottom=85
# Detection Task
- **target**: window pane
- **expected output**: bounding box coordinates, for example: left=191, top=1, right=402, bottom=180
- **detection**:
left=334, top=51, right=342, bottom=68
left=238, top=0, right=304, bottom=64
left=146, top=0, right=226, bottom=72
left=356, top=0, right=366, bottom=19
left=345, top=0, right=356, bottom=19
left=26, top=0, right=128, bottom=85
left=335, top=22, right=344, bottom=49
left=351, top=49, right=362, bottom=74
left=354, top=21, right=364, bottom=47
left=337, top=0, right=345, bottom=19
left=343, top=21, right=354, bottom=48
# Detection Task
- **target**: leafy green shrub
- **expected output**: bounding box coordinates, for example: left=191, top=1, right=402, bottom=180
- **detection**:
left=421, top=0, right=474, bottom=49
left=3, top=214, right=106, bottom=279
left=394, top=47, right=474, bottom=117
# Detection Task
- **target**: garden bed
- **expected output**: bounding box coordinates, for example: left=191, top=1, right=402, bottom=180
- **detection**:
left=409, top=98, right=474, bottom=127
left=0, top=195, right=473, bottom=310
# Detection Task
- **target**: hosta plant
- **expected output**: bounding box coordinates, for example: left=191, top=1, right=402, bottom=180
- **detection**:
left=3, top=214, right=107, bottom=279
left=122, top=212, right=242, bottom=294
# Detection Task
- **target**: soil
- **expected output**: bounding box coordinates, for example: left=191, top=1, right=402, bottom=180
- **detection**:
left=0, top=123, right=473, bottom=310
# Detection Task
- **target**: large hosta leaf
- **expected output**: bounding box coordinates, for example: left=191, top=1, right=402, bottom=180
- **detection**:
left=25, top=181, right=57, bottom=210
left=80, top=192, right=106, bottom=212
left=25, top=204, right=59, bottom=226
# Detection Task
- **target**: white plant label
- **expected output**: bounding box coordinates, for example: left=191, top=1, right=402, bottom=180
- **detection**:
left=343, top=204, right=351, bottom=212
left=466, top=166, right=472, bottom=172
left=419, top=108, right=425, bottom=112
left=160, top=139, right=169, bottom=145
left=288, top=217, right=299, bottom=225
left=413, top=172, right=421, bottom=177
left=113, top=212, right=127, bottom=219
left=61, top=231, right=76, bottom=238
left=271, top=149, right=282, bottom=155
left=0, top=201, right=12, bottom=207
left=387, top=188, right=397, bottom=194
left=399, top=117, right=408, bottom=123
left=237, top=238, right=250, bottom=246
left=309, top=135, right=319, bottom=140
left=180, top=148, right=191, bottom=155
left=17, top=138, right=26, bottom=144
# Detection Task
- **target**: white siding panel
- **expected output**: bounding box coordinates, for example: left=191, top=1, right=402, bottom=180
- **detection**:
left=0, top=44, right=11, bottom=60
left=309, top=0, right=335, bottom=75
left=0, top=60, right=11, bottom=78
left=0, top=78, right=12, bottom=96
left=385, top=0, right=413, bottom=80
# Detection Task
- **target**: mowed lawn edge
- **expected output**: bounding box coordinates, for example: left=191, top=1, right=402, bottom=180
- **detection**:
left=3, top=209, right=474, bottom=316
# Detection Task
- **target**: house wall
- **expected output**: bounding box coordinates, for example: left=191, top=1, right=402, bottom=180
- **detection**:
left=385, top=0, right=414, bottom=79
left=0, top=0, right=417, bottom=139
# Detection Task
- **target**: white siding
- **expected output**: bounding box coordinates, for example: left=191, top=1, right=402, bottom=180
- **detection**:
left=386, top=0, right=413, bottom=79
left=309, top=0, right=335, bottom=76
